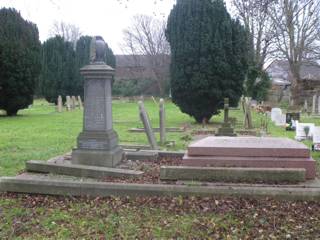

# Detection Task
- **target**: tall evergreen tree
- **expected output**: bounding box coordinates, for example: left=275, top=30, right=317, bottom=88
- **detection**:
left=166, top=0, right=248, bottom=123
left=40, top=36, right=76, bottom=103
left=0, top=8, right=41, bottom=116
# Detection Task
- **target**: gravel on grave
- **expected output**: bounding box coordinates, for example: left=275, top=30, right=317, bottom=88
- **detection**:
left=103, top=157, right=182, bottom=184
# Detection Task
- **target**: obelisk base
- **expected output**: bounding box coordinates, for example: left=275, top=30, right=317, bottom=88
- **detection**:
left=71, top=130, right=123, bottom=167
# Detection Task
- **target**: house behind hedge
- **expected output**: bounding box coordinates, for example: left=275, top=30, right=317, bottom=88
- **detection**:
left=266, top=60, right=320, bottom=104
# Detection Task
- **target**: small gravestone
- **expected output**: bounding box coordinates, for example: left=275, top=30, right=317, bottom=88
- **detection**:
left=72, top=36, right=123, bottom=167
left=271, top=108, right=282, bottom=122
left=66, top=96, right=71, bottom=111
left=312, top=127, right=320, bottom=151
left=295, top=121, right=315, bottom=141
left=71, top=96, right=77, bottom=109
left=318, top=96, right=320, bottom=115
left=138, top=101, right=158, bottom=149
left=312, top=95, right=317, bottom=114
left=275, top=113, right=286, bottom=126
left=216, top=98, right=236, bottom=136
left=303, top=99, right=308, bottom=113
left=57, top=95, right=63, bottom=113
left=159, top=98, right=166, bottom=145
left=78, top=96, right=83, bottom=109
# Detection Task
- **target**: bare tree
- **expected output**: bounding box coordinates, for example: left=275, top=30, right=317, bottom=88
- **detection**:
left=232, top=0, right=275, bottom=69
left=49, top=21, right=82, bottom=49
left=268, top=0, right=320, bottom=103
left=122, top=14, right=170, bottom=96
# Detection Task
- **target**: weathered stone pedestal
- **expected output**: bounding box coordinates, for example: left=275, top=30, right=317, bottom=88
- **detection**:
left=71, top=63, right=123, bottom=167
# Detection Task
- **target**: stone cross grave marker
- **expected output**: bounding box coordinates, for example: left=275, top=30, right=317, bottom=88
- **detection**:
left=138, top=101, right=158, bottom=149
left=312, top=95, right=317, bottom=114
left=159, top=98, right=166, bottom=145
left=66, top=96, right=71, bottom=111
left=71, top=36, right=123, bottom=167
left=57, top=95, right=63, bottom=113
left=216, top=98, right=236, bottom=136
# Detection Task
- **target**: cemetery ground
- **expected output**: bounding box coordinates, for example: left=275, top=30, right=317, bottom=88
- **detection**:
left=0, top=99, right=320, bottom=238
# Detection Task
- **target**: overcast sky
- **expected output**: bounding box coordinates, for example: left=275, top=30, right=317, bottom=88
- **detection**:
left=0, top=0, right=232, bottom=54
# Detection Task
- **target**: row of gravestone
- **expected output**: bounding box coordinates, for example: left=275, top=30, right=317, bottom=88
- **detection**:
left=303, top=95, right=320, bottom=114
left=57, top=95, right=83, bottom=112
left=271, top=107, right=320, bottom=150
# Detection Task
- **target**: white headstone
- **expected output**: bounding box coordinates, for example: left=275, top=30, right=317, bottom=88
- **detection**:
left=295, top=121, right=315, bottom=141
left=271, top=108, right=282, bottom=122
left=274, top=113, right=286, bottom=126
left=313, top=126, right=320, bottom=150
left=304, top=99, right=308, bottom=112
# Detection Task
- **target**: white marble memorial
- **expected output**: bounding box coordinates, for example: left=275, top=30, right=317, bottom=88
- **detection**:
left=271, top=108, right=282, bottom=122
left=295, top=121, right=315, bottom=141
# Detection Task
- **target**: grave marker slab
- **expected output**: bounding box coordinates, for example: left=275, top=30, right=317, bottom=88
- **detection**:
left=271, top=108, right=282, bottom=122
left=139, top=101, right=158, bottom=149
left=57, top=95, right=63, bottom=113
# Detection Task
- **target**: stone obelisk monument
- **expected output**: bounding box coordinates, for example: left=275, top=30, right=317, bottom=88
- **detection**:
left=72, top=36, right=123, bottom=167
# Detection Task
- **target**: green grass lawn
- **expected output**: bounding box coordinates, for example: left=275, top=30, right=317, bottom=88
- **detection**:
left=1, top=99, right=320, bottom=239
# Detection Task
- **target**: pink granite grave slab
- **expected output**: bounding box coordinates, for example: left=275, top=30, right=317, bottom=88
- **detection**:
left=187, top=137, right=310, bottom=158
left=183, top=155, right=316, bottom=179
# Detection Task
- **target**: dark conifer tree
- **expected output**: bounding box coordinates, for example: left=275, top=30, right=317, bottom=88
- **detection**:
left=0, top=8, right=41, bottom=116
left=166, top=0, right=248, bottom=122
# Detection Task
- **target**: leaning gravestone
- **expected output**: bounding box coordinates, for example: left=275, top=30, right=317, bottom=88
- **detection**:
left=243, top=98, right=253, bottom=129
left=71, top=36, right=123, bottom=167
left=138, top=101, right=158, bottom=149
left=295, top=121, right=315, bottom=141
left=159, top=98, right=166, bottom=145
left=57, top=95, right=63, bottom=113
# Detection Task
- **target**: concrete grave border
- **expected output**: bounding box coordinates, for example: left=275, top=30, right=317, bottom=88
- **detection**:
left=1, top=176, right=320, bottom=201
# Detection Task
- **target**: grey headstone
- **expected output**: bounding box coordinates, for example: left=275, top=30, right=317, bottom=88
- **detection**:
left=66, top=96, right=71, bottom=111
left=159, top=98, right=166, bottom=144
left=78, top=96, right=83, bottom=109
left=138, top=101, right=158, bottom=149
left=57, top=95, right=63, bottom=113
left=312, top=95, right=317, bottom=114
left=304, top=99, right=308, bottom=113
left=71, top=96, right=77, bottom=109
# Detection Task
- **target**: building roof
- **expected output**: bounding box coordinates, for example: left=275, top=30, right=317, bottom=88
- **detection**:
left=266, top=60, right=320, bottom=86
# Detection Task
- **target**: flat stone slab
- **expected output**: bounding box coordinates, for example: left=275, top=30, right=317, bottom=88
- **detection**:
left=125, top=151, right=158, bottom=161
left=1, top=176, right=320, bottom=201
left=183, top=155, right=316, bottom=179
left=26, top=160, right=143, bottom=179
left=160, top=166, right=306, bottom=183
left=188, top=137, right=310, bottom=158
